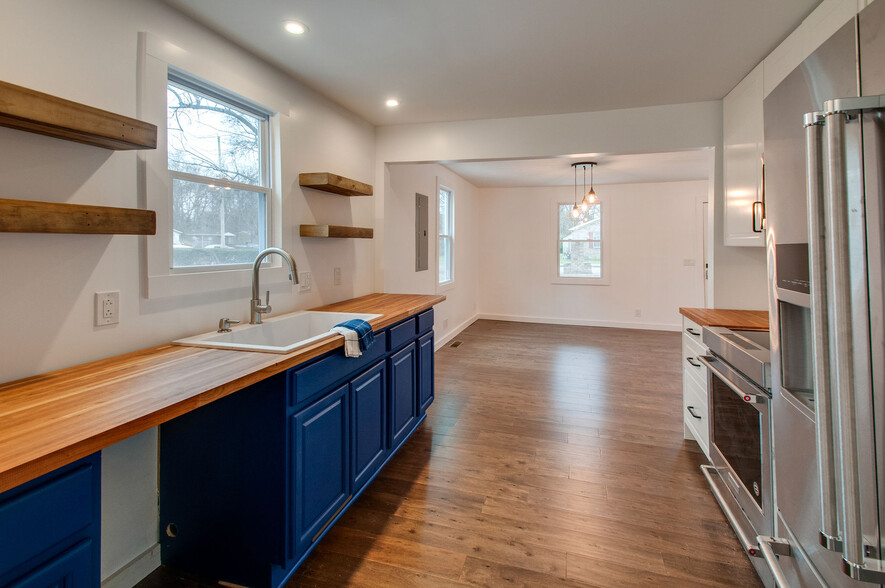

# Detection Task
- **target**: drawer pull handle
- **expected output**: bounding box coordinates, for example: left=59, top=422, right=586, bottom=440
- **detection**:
left=685, top=327, right=701, bottom=337
left=687, top=406, right=703, bottom=420
left=686, top=357, right=702, bottom=368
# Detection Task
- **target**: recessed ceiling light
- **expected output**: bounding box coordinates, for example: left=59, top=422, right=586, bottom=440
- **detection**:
left=386, top=99, right=400, bottom=108
left=284, top=21, right=308, bottom=35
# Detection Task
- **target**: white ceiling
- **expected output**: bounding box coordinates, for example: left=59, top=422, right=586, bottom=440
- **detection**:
left=163, top=0, right=821, bottom=126
left=437, top=150, right=713, bottom=189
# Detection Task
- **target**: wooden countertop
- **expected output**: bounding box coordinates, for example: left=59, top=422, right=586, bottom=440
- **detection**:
left=679, top=307, right=770, bottom=331
left=0, top=293, right=444, bottom=493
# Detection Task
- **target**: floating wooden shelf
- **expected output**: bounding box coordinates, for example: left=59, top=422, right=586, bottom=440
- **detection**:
left=0, top=198, right=156, bottom=235
left=299, top=173, right=373, bottom=196
left=300, top=224, right=373, bottom=239
left=0, top=80, right=157, bottom=150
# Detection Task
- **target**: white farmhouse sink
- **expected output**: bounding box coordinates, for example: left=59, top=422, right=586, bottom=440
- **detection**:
left=173, top=311, right=381, bottom=354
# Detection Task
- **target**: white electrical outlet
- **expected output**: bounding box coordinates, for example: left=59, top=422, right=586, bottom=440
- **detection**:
left=634, top=308, right=642, bottom=317
left=95, top=291, right=120, bottom=326
left=299, top=272, right=312, bottom=292
left=333, top=267, right=342, bottom=286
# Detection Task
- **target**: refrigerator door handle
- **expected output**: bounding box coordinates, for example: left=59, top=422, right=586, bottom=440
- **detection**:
left=803, top=112, right=842, bottom=552
left=824, top=105, right=885, bottom=583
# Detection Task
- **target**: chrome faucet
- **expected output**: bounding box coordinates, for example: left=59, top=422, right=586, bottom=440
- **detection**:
left=251, top=247, right=298, bottom=324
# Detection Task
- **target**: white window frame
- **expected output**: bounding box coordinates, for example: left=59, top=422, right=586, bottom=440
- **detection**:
left=139, top=32, right=286, bottom=299
left=552, top=197, right=611, bottom=286
left=437, top=183, right=455, bottom=291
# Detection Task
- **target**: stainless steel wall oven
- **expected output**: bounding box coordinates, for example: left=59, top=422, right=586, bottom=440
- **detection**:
left=699, top=327, right=773, bottom=583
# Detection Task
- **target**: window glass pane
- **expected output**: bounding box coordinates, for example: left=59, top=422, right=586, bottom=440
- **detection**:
left=439, top=189, right=450, bottom=235
left=167, top=82, right=264, bottom=186
left=439, top=237, right=452, bottom=283
left=559, top=240, right=602, bottom=278
left=172, top=178, right=265, bottom=267
left=559, top=203, right=600, bottom=239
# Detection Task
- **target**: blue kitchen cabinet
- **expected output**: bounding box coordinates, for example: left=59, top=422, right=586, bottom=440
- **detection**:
left=350, top=361, right=387, bottom=492
left=0, top=453, right=100, bottom=588
left=417, top=332, right=434, bottom=413
left=290, top=384, right=349, bottom=560
left=389, top=342, right=418, bottom=448
left=6, top=540, right=93, bottom=588
left=159, top=310, right=435, bottom=587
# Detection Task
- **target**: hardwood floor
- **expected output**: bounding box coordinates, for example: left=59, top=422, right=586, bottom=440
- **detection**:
left=141, top=320, right=762, bottom=587
left=287, top=320, right=761, bottom=587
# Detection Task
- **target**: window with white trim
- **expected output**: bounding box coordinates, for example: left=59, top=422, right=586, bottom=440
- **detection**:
left=558, top=202, right=603, bottom=279
left=438, top=186, right=454, bottom=285
left=167, top=74, right=270, bottom=269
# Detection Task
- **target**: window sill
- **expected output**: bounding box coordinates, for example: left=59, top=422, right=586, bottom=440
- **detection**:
left=551, top=277, right=610, bottom=286
left=437, top=281, right=456, bottom=294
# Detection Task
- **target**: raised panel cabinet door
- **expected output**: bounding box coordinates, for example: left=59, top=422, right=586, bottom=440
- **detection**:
left=417, top=332, right=434, bottom=414
left=389, top=343, right=417, bottom=449
left=290, top=384, right=350, bottom=559
left=350, top=362, right=387, bottom=491
left=7, top=540, right=92, bottom=588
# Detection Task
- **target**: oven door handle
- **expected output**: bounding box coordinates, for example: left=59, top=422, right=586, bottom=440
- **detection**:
left=696, top=355, right=764, bottom=405
left=757, top=536, right=794, bottom=588
left=701, top=465, right=760, bottom=557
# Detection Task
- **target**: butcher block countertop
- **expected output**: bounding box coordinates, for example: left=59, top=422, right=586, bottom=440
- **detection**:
left=0, top=293, right=444, bottom=494
left=679, top=307, right=770, bottom=331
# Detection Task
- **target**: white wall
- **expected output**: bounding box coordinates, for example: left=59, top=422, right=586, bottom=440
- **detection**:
left=0, top=0, right=375, bottom=582
left=477, top=182, right=707, bottom=329
left=384, top=163, right=479, bottom=345
left=375, top=100, right=771, bottom=311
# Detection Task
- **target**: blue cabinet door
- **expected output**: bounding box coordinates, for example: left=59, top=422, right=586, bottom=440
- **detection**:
left=290, top=384, right=350, bottom=560
left=350, top=362, right=387, bottom=492
left=389, top=343, right=417, bottom=449
left=7, top=540, right=92, bottom=588
left=417, top=332, right=434, bottom=414
left=0, top=454, right=99, bottom=588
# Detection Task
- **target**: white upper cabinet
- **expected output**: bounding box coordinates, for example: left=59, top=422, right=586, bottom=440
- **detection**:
left=723, top=63, right=765, bottom=247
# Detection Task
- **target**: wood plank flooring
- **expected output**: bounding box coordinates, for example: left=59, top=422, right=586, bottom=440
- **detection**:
left=141, top=320, right=762, bottom=587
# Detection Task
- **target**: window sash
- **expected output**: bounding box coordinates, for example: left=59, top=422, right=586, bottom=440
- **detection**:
left=439, top=235, right=453, bottom=284
left=166, top=76, right=272, bottom=271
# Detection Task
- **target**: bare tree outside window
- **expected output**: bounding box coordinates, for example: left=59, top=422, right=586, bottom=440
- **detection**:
left=167, top=78, right=269, bottom=268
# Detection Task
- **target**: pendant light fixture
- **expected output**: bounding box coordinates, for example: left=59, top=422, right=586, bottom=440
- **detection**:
left=572, top=161, right=598, bottom=212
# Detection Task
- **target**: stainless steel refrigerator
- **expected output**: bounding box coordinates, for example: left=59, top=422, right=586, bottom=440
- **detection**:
left=762, top=0, right=885, bottom=586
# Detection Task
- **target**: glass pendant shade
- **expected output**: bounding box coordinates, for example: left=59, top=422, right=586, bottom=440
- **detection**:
left=572, top=161, right=598, bottom=214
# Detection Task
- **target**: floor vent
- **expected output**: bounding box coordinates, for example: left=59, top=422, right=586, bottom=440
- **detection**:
left=450, top=341, right=463, bottom=348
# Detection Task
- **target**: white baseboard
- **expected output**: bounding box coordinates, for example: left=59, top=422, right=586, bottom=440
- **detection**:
left=101, top=544, right=160, bottom=588
left=476, top=313, right=680, bottom=332
left=435, top=313, right=479, bottom=350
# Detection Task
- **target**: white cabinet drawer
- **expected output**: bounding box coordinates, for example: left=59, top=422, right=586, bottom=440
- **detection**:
left=683, top=354, right=707, bottom=390
left=682, top=316, right=704, bottom=341
left=682, top=330, right=707, bottom=359
left=683, top=372, right=710, bottom=458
